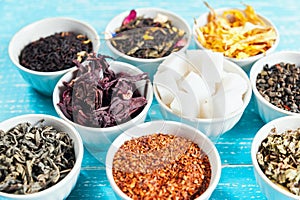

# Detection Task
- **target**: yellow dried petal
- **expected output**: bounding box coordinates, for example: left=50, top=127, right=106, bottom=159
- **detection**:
left=194, top=3, right=277, bottom=59
left=244, top=4, right=266, bottom=25
left=143, top=35, right=154, bottom=40
left=82, top=39, right=91, bottom=44
left=178, top=29, right=185, bottom=37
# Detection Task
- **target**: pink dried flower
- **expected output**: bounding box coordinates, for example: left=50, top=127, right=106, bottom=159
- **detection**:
left=175, top=38, right=187, bottom=48
left=122, top=9, right=137, bottom=25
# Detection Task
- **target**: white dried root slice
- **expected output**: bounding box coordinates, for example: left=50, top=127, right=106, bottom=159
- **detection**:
left=186, top=50, right=223, bottom=95
left=199, top=98, right=214, bottom=118
left=212, top=89, right=244, bottom=117
left=186, top=50, right=223, bottom=79
left=156, top=85, right=175, bottom=106
left=154, top=68, right=182, bottom=106
left=170, top=90, right=201, bottom=118
left=155, top=50, right=248, bottom=119
left=220, top=72, right=248, bottom=95
left=178, top=71, right=211, bottom=104
left=157, top=51, right=189, bottom=76
left=201, top=72, right=247, bottom=118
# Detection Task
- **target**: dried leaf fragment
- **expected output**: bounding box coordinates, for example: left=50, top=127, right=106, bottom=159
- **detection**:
left=257, top=128, right=300, bottom=196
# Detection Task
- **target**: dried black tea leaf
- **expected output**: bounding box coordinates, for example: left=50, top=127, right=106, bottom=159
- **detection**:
left=57, top=53, right=149, bottom=128
left=0, top=120, right=75, bottom=194
left=19, top=32, right=93, bottom=72
left=109, top=9, right=187, bottom=59
left=257, top=128, right=300, bottom=196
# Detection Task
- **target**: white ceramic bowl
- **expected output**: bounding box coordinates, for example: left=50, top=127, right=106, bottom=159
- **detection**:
left=0, top=114, right=83, bottom=200
left=251, top=116, right=300, bottom=200
left=250, top=51, right=300, bottom=123
left=53, top=60, right=153, bottom=161
left=106, top=120, right=221, bottom=200
left=8, top=17, right=100, bottom=96
left=193, top=8, right=279, bottom=72
left=153, top=51, right=252, bottom=140
left=105, top=7, right=192, bottom=80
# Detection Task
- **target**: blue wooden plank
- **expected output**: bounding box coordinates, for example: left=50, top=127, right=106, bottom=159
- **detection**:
left=211, top=166, right=266, bottom=200
left=215, top=97, right=265, bottom=165
left=66, top=165, right=267, bottom=200
left=67, top=169, right=119, bottom=200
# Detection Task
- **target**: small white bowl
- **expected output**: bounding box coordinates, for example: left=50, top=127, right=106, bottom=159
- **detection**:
left=193, top=8, right=279, bottom=72
left=9, top=17, right=100, bottom=96
left=0, top=114, right=83, bottom=200
left=106, top=120, right=221, bottom=200
left=251, top=116, right=300, bottom=200
left=53, top=60, right=153, bottom=161
left=250, top=51, right=300, bottom=123
left=153, top=51, right=252, bottom=140
left=105, top=7, right=192, bottom=80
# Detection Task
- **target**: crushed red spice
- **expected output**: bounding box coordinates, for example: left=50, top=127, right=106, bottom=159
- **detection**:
left=112, top=133, right=211, bottom=199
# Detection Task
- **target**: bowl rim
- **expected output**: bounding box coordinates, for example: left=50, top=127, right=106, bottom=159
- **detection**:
left=52, top=60, right=154, bottom=132
left=153, top=51, right=252, bottom=123
left=105, top=7, right=192, bottom=63
left=0, top=114, right=84, bottom=199
left=251, top=115, right=300, bottom=199
left=8, top=16, right=100, bottom=77
left=105, top=120, right=222, bottom=200
left=192, top=7, right=280, bottom=63
left=249, top=50, right=300, bottom=116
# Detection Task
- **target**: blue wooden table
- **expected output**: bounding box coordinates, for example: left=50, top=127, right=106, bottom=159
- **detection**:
left=1, top=0, right=300, bottom=199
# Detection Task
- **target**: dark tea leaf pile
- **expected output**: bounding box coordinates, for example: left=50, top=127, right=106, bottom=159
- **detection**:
left=57, top=53, right=149, bottom=128
left=19, top=32, right=93, bottom=72
left=110, top=10, right=186, bottom=59
left=256, top=62, right=300, bottom=113
left=257, top=128, right=300, bottom=196
left=0, top=120, right=75, bottom=194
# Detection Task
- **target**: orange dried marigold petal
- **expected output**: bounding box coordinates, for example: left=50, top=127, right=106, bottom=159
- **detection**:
left=195, top=3, right=276, bottom=59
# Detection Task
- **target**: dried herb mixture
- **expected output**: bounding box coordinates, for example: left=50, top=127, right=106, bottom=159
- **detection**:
left=257, top=128, right=300, bottom=196
left=110, top=10, right=186, bottom=59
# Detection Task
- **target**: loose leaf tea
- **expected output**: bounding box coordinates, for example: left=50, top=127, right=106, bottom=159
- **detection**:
left=113, top=133, right=211, bottom=199
left=257, top=128, right=300, bottom=196
left=19, top=32, right=93, bottom=72
left=195, top=2, right=277, bottom=59
left=58, top=53, right=149, bottom=128
left=109, top=9, right=187, bottom=59
left=256, top=62, right=300, bottom=113
left=0, top=120, right=75, bottom=194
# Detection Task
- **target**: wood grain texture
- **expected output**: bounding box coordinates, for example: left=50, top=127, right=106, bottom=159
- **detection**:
left=0, top=0, right=300, bottom=199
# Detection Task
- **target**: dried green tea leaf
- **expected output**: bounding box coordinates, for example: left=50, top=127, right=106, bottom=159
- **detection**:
left=0, top=120, right=75, bottom=194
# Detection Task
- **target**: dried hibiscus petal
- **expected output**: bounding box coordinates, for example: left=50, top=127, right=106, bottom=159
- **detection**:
left=57, top=53, right=149, bottom=128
